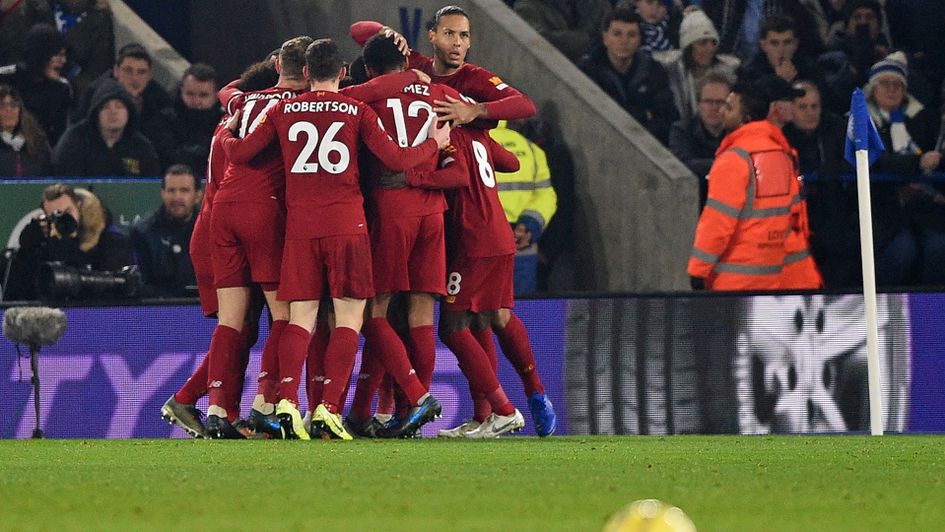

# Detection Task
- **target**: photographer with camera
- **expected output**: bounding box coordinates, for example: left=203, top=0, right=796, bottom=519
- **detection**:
left=2, top=183, right=133, bottom=301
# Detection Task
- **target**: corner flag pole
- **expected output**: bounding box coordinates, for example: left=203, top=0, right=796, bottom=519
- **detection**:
left=846, top=88, right=885, bottom=436
left=854, top=149, right=884, bottom=436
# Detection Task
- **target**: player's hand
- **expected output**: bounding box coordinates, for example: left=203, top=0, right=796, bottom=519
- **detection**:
left=225, top=109, right=242, bottom=134
left=411, top=69, right=431, bottom=84
left=430, top=118, right=452, bottom=149
left=381, top=25, right=410, bottom=56
left=434, top=95, right=485, bottom=125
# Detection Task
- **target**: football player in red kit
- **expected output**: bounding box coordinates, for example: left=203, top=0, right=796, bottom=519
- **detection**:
left=160, top=56, right=281, bottom=439
left=355, top=7, right=557, bottom=437
left=342, top=35, right=472, bottom=438
left=351, top=6, right=536, bottom=127
left=201, top=37, right=312, bottom=438
left=220, top=38, right=451, bottom=440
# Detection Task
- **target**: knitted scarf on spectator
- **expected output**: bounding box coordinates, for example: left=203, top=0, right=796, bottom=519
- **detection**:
left=642, top=19, right=672, bottom=53
left=869, top=99, right=924, bottom=155
left=0, top=131, right=25, bottom=152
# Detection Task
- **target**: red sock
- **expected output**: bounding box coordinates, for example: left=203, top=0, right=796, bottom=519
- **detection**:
left=443, top=328, right=512, bottom=410
left=487, top=387, right=515, bottom=416
left=176, top=353, right=208, bottom=405
left=223, top=325, right=254, bottom=418
left=474, top=327, right=498, bottom=374
left=394, top=383, right=410, bottom=418
left=408, top=325, right=436, bottom=389
left=276, top=323, right=310, bottom=406
left=472, top=386, right=491, bottom=423
left=377, top=373, right=395, bottom=416
left=363, top=317, right=427, bottom=405
left=351, top=339, right=385, bottom=420
left=320, top=327, right=360, bottom=413
left=305, top=319, right=330, bottom=412
left=206, top=324, right=242, bottom=417
left=257, top=320, right=287, bottom=404
left=496, top=314, right=544, bottom=395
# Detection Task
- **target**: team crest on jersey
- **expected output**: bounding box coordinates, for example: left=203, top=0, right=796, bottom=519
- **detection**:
left=488, top=76, right=508, bottom=90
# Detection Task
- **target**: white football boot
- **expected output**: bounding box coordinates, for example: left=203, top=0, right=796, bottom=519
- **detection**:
left=465, top=409, right=525, bottom=439
left=437, top=419, right=482, bottom=438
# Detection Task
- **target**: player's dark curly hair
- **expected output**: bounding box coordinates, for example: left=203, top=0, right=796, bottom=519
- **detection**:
left=363, top=34, right=407, bottom=75
left=235, top=61, right=278, bottom=92
left=305, top=38, right=345, bottom=82
left=279, top=35, right=314, bottom=80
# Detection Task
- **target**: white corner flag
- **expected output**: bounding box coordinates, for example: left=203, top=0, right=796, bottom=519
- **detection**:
left=844, top=88, right=886, bottom=436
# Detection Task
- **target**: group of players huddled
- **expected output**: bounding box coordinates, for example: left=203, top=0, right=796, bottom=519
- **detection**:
left=159, top=6, right=557, bottom=440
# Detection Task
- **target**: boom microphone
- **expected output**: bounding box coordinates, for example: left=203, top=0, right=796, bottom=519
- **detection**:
left=3, top=306, right=68, bottom=439
left=3, top=306, right=68, bottom=347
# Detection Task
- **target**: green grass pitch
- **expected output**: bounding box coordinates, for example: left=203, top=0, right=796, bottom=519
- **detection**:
left=1, top=435, right=942, bottom=531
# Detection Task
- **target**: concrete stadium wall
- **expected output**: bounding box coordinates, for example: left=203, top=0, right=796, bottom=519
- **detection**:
left=189, top=0, right=698, bottom=291
left=108, top=0, right=189, bottom=94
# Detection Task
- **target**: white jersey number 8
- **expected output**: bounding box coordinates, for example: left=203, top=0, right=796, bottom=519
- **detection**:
left=471, top=140, right=495, bottom=188
left=287, top=121, right=350, bottom=174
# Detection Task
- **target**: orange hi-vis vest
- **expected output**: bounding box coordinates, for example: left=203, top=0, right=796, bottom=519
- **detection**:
left=688, top=120, right=800, bottom=290
left=780, top=190, right=825, bottom=289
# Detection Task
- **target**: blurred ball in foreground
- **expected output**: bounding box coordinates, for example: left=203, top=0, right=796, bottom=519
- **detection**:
left=603, top=499, right=696, bottom=532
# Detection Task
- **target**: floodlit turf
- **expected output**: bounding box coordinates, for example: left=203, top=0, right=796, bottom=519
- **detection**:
left=0, top=436, right=942, bottom=531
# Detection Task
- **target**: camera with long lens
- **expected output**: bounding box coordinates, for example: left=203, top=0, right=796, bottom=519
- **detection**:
left=38, top=262, right=142, bottom=300
left=36, top=211, right=78, bottom=238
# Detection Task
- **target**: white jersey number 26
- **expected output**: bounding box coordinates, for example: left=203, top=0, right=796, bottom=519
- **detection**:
left=287, top=121, right=350, bottom=175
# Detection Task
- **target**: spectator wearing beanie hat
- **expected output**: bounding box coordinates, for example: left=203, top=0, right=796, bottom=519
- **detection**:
left=655, top=7, right=739, bottom=122
left=0, top=23, right=73, bottom=144
left=865, top=52, right=934, bottom=158
left=863, top=51, right=945, bottom=287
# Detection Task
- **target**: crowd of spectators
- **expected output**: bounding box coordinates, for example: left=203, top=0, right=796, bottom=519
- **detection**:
left=515, top=0, right=945, bottom=290
left=0, top=3, right=222, bottom=180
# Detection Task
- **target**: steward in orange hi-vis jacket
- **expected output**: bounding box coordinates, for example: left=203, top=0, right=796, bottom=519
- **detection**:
left=780, top=184, right=825, bottom=289
left=688, top=119, right=801, bottom=290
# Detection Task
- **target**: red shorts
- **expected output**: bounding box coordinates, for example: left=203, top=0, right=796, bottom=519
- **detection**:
left=371, top=213, right=446, bottom=295
left=190, top=212, right=217, bottom=316
left=211, top=203, right=285, bottom=289
left=278, top=234, right=374, bottom=301
left=442, top=254, right=514, bottom=312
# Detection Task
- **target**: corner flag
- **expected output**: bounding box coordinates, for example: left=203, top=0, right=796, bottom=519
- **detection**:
left=846, top=87, right=886, bottom=436
left=844, top=88, right=885, bottom=166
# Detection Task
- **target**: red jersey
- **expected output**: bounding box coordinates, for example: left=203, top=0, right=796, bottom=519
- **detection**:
left=199, top=117, right=228, bottom=219
left=349, top=22, right=536, bottom=122
left=220, top=90, right=440, bottom=239
left=362, top=80, right=464, bottom=219
left=407, top=52, right=535, bottom=121
left=445, top=127, right=520, bottom=258
left=213, top=87, right=304, bottom=205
